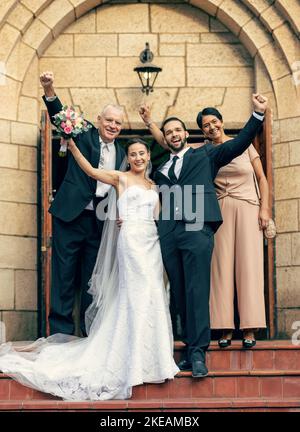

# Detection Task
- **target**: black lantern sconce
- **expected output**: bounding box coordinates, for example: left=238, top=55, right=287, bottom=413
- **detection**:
left=134, top=43, right=162, bottom=95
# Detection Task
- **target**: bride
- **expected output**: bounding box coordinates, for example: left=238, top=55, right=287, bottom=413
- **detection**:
left=0, top=137, right=179, bottom=400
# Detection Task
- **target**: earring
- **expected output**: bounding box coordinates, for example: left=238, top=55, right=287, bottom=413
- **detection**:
left=127, top=163, right=130, bottom=170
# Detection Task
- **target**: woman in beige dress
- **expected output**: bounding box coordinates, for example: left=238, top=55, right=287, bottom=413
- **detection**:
left=196, top=107, right=270, bottom=348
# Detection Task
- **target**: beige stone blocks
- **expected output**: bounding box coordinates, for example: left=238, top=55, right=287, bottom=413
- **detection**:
left=38, top=0, right=75, bottom=38
left=254, top=56, right=273, bottom=94
left=292, top=233, right=300, bottom=265
left=189, top=0, right=223, bottom=17
left=0, top=202, right=37, bottom=237
left=43, top=34, right=74, bottom=57
left=116, top=88, right=178, bottom=128
left=273, top=23, right=300, bottom=67
left=188, top=66, right=253, bottom=87
left=22, top=56, right=38, bottom=98
left=75, top=34, right=118, bottom=57
left=119, top=34, right=158, bottom=57
left=258, top=42, right=290, bottom=81
left=276, top=308, right=300, bottom=338
left=239, top=17, right=272, bottom=57
left=273, top=143, right=290, bottom=168
left=275, top=199, right=298, bottom=232
left=160, top=34, right=199, bottom=44
left=107, top=57, right=185, bottom=88
left=68, top=0, right=102, bottom=19
left=218, top=87, right=253, bottom=126
left=18, top=96, right=38, bottom=124
left=0, top=235, right=36, bottom=270
left=6, top=2, right=33, bottom=34
left=290, top=141, right=300, bottom=166
left=0, top=120, right=11, bottom=143
left=5, top=41, right=36, bottom=82
left=64, top=9, right=96, bottom=34
left=277, top=266, right=300, bottom=307
left=160, top=44, right=185, bottom=57
left=167, top=87, right=225, bottom=127
left=151, top=4, right=209, bottom=33
left=0, top=168, right=37, bottom=204
left=19, top=146, right=37, bottom=172
left=279, top=118, right=300, bottom=143
left=276, top=233, right=292, bottom=266
left=201, top=33, right=238, bottom=43
left=273, top=76, right=300, bottom=120
left=217, top=0, right=253, bottom=36
left=11, top=122, right=38, bottom=146
left=1, top=311, right=37, bottom=341
left=70, top=88, right=118, bottom=123
left=22, top=19, right=53, bottom=57
left=260, top=5, right=285, bottom=32
left=187, top=43, right=252, bottom=66
left=20, top=0, right=52, bottom=16
left=15, top=270, right=37, bottom=310
left=275, top=0, right=300, bottom=37
left=0, top=269, right=14, bottom=310
left=0, top=142, right=18, bottom=169
left=0, top=77, right=21, bottom=121
left=0, top=0, right=18, bottom=25
left=39, top=57, right=106, bottom=87
left=0, top=23, right=20, bottom=62
left=275, top=167, right=300, bottom=201
left=97, top=4, right=149, bottom=33
left=242, top=0, right=271, bottom=17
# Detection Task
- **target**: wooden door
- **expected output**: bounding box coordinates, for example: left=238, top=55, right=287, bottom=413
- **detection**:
left=38, top=113, right=276, bottom=338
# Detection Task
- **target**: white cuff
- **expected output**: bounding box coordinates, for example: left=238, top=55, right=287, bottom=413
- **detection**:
left=253, top=111, right=265, bottom=121
left=45, top=95, right=57, bottom=102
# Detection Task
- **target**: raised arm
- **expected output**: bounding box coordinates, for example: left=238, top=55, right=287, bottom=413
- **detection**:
left=67, top=139, right=120, bottom=187
left=209, top=94, right=268, bottom=172
left=40, top=71, right=65, bottom=122
left=139, top=104, right=169, bottom=150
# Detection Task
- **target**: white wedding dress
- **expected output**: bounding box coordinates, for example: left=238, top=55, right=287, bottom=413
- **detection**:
left=0, top=186, right=179, bottom=400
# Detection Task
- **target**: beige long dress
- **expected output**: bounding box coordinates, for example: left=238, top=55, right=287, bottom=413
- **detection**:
left=210, top=144, right=266, bottom=330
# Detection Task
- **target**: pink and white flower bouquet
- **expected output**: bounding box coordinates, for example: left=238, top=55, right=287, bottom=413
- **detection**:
left=52, top=105, right=92, bottom=156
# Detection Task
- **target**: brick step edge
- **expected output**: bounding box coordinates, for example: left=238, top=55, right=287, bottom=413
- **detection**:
left=0, top=398, right=299, bottom=411
left=175, top=340, right=300, bottom=350
left=2, top=370, right=300, bottom=381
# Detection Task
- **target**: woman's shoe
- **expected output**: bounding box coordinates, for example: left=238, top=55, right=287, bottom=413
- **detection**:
left=242, top=338, right=256, bottom=349
left=218, top=338, right=232, bottom=348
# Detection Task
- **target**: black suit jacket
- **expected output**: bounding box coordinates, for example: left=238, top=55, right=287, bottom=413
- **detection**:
left=43, top=95, right=125, bottom=222
left=154, top=114, right=263, bottom=238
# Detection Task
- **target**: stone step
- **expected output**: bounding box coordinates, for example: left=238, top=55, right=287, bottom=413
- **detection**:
left=174, top=340, right=300, bottom=371
left=0, top=398, right=299, bottom=412
left=1, top=369, right=300, bottom=401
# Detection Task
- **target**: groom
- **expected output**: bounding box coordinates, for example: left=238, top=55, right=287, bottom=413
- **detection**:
left=140, top=94, right=267, bottom=377
left=40, top=71, right=126, bottom=336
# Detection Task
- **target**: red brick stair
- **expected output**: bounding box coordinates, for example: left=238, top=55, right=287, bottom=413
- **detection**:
left=0, top=340, right=299, bottom=412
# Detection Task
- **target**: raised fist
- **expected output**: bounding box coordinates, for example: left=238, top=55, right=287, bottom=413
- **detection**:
left=40, top=71, right=54, bottom=89
left=252, top=93, right=268, bottom=114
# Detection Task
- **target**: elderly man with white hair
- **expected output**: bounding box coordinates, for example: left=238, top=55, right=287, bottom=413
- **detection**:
left=40, top=72, right=126, bottom=337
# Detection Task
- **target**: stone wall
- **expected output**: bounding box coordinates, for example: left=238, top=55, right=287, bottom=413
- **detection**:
left=39, top=3, right=255, bottom=129
left=0, top=0, right=299, bottom=340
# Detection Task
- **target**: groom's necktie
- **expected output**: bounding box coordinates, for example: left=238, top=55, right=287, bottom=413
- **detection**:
left=168, top=155, right=179, bottom=183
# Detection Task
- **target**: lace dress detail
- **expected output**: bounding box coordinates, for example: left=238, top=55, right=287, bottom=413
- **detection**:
left=0, top=186, right=179, bottom=400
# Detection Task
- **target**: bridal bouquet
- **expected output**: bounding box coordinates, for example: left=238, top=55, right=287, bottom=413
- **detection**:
left=52, top=105, right=92, bottom=157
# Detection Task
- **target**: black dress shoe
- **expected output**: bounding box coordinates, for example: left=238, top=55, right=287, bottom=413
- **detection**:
left=242, top=338, right=256, bottom=349
left=177, top=359, right=192, bottom=371
left=218, top=338, right=232, bottom=348
left=192, top=360, right=208, bottom=378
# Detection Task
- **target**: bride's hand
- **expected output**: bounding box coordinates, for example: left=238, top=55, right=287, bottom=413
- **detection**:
left=116, top=218, right=123, bottom=229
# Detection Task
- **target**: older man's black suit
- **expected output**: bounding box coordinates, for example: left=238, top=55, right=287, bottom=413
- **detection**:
left=43, top=96, right=125, bottom=335
left=154, top=114, right=264, bottom=364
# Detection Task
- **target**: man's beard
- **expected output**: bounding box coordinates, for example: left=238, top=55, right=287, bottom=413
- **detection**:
left=167, top=137, right=187, bottom=153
